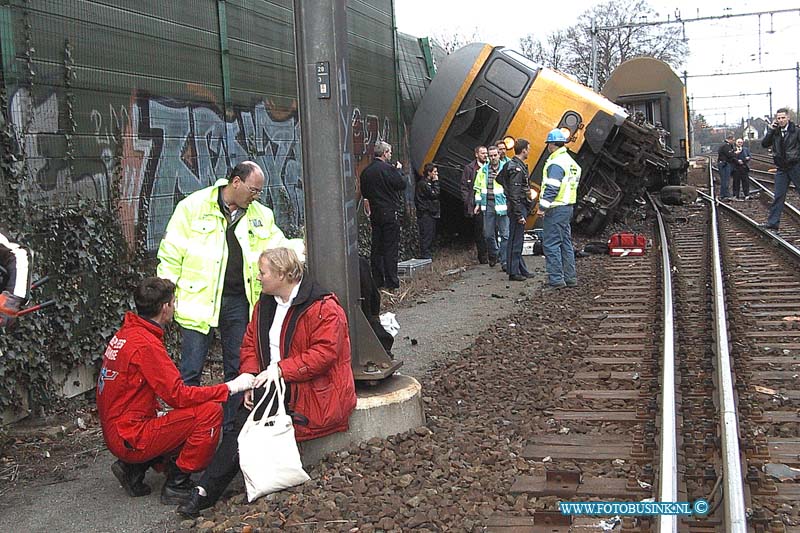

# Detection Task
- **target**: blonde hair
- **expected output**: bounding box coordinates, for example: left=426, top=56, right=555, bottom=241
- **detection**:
left=259, top=247, right=304, bottom=283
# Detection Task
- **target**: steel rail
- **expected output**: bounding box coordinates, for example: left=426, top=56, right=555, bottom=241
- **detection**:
left=648, top=192, right=678, bottom=533
left=705, top=160, right=748, bottom=532
left=698, top=188, right=800, bottom=262
left=747, top=175, right=800, bottom=220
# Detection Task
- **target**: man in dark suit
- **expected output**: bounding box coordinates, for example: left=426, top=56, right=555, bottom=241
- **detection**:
left=360, top=141, right=407, bottom=289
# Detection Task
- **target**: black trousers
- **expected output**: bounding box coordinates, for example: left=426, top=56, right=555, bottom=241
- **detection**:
left=417, top=213, right=437, bottom=259
left=470, top=212, right=488, bottom=262
left=506, top=210, right=530, bottom=278
left=197, top=387, right=279, bottom=503
left=358, top=256, right=394, bottom=353
left=370, top=209, right=401, bottom=289
left=732, top=166, right=750, bottom=198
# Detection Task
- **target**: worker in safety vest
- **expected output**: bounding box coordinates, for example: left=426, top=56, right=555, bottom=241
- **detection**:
left=536, top=128, right=581, bottom=290
left=156, top=161, right=304, bottom=432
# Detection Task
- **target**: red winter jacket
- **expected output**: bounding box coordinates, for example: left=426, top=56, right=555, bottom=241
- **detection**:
left=239, top=278, right=357, bottom=442
left=96, top=313, right=229, bottom=454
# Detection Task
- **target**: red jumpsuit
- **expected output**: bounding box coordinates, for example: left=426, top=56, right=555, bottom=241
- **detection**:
left=97, top=312, right=229, bottom=472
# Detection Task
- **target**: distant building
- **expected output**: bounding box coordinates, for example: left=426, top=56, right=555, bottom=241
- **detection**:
left=742, top=123, right=759, bottom=141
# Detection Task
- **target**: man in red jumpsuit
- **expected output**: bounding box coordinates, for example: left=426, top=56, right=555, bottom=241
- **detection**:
left=97, top=277, right=255, bottom=504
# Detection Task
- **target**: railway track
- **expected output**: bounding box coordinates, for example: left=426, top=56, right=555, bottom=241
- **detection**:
left=708, top=157, right=800, bottom=246
left=706, top=159, right=800, bottom=532
left=488, top=159, right=800, bottom=532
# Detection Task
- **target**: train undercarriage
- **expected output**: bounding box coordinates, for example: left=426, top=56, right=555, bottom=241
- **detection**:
left=573, top=117, right=688, bottom=235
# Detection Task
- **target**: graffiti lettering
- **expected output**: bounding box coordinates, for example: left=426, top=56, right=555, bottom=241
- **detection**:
left=9, top=88, right=391, bottom=252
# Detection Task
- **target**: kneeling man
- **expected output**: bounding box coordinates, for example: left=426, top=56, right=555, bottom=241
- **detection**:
left=97, top=277, right=254, bottom=504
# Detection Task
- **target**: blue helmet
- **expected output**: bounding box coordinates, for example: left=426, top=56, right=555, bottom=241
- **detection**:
left=546, top=128, right=569, bottom=143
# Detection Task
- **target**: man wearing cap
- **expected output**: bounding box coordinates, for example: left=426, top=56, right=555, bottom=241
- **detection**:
left=537, top=129, right=581, bottom=290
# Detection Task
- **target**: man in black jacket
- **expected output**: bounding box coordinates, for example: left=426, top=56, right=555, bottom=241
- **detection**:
left=717, top=133, right=736, bottom=200
left=504, top=139, right=533, bottom=282
left=762, top=108, right=800, bottom=230
left=360, top=141, right=406, bottom=289
left=0, top=229, right=30, bottom=328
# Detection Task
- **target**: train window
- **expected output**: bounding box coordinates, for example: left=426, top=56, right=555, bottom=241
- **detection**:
left=453, top=93, right=500, bottom=149
left=485, top=58, right=528, bottom=98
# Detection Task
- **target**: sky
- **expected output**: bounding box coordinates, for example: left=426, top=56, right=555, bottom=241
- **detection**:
left=394, top=0, right=800, bottom=127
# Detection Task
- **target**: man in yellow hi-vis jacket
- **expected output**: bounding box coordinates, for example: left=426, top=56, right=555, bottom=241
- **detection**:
left=537, top=129, right=581, bottom=290
left=157, top=161, right=303, bottom=431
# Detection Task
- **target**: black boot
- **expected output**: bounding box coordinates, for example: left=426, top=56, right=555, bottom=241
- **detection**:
left=176, top=487, right=214, bottom=518
left=111, top=460, right=152, bottom=497
left=160, top=461, right=195, bottom=505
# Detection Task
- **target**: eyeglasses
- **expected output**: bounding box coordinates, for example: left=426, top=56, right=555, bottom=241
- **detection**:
left=234, top=175, right=262, bottom=196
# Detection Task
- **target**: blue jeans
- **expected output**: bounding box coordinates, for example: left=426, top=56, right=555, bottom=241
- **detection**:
left=542, top=205, right=576, bottom=286
left=767, top=163, right=800, bottom=227
left=180, top=292, right=250, bottom=432
left=483, top=209, right=509, bottom=267
left=718, top=162, right=732, bottom=198
left=506, top=207, right=530, bottom=277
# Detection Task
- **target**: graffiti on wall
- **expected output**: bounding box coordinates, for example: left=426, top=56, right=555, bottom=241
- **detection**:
left=8, top=88, right=391, bottom=251
left=351, top=107, right=390, bottom=168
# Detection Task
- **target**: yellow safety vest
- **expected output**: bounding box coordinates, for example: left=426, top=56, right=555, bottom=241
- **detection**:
left=157, top=178, right=304, bottom=334
left=540, top=147, right=581, bottom=209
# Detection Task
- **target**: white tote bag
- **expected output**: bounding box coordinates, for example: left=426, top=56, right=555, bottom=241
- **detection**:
left=238, top=376, right=310, bottom=502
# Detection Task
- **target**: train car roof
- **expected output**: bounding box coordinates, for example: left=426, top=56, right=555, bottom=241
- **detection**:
left=603, top=56, right=687, bottom=157
left=410, top=42, right=492, bottom=175
left=602, top=57, right=683, bottom=102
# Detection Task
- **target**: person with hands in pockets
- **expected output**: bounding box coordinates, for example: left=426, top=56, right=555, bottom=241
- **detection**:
left=177, top=247, right=357, bottom=518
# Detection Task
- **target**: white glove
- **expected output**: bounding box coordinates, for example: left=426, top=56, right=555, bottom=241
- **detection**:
left=225, top=373, right=255, bottom=394
left=253, top=363, right=282, bottom=389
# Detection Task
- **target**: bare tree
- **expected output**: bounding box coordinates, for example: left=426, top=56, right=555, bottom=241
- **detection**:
left=519, top=30, right=569, bottom=71
left=566, top=0, right=688, bottom=88
left=432, top=28, right=482, bottom=55
left=519, top=35, right=545, bottom=64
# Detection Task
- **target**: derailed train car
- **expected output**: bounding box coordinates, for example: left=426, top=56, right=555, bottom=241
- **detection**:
left=410, top=43, right=684, bottom=234
left=602, top=57, right=690, bottom=170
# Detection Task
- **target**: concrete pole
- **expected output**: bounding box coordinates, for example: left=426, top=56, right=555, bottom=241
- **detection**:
left=685, top=72, right=694, bottom=157
left=769, top=87, right=773, bottom=118
left=746, top=103, right=751, bottom=147
left=293, top=0, right=400, bottom=381
left=590, top=18, right=598, bottom=91
left=796, top=62, right=799, bottom=121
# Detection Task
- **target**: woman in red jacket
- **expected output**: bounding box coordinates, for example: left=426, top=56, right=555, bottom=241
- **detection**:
left=178, top=247, right=357, bottom=517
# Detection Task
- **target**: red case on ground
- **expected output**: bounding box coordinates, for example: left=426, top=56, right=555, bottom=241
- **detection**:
left=607, top=232, right=647, bottom=256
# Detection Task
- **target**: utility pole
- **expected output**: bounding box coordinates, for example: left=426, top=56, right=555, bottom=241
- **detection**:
left=591, top=7, right=800, bottom=106
left=769, top=87, right=773, bottom=117
left=590, top=18, right=598, bottom=91
left=684, top=70, right=693, bottom=156
left=745, top=103, right=752, bottom=147
left=293, top=0, right=400, bottom=381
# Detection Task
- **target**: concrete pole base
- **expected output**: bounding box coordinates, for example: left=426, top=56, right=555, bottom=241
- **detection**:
left=300, top=374, right=424, bottom=466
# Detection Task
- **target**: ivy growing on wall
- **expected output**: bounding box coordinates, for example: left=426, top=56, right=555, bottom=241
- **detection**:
left=0, top=89, right=150, bottom=413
